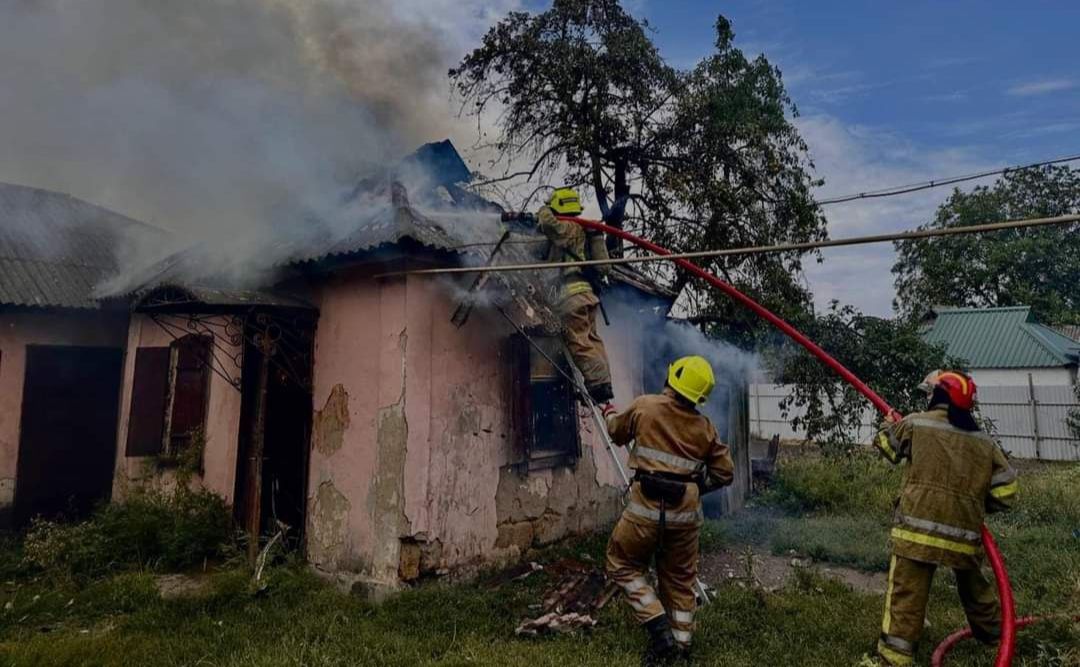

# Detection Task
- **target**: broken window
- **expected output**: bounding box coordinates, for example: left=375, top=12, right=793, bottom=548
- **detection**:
left=124, top=334, right=212, bottom=459
left=508, top=333, right=581, bottom=470
left=165, top=334, right=212, bottom=456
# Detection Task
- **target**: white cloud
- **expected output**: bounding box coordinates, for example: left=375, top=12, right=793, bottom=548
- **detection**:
left=795, top=115, right=996, bottom=316
left=1006, top=79, right=1076, bottom=96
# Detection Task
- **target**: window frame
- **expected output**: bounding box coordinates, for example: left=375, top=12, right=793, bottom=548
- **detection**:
left=508, top=333, right=581, bottom=471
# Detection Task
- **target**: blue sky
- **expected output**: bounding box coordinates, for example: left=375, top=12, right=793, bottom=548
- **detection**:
left=630, top=1, right=1080, bottom=315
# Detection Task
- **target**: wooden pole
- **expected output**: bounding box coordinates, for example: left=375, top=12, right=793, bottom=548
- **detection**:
left=246, top=340, right=272, bottom=565
left=1027, top=373, right=1042, bottom=460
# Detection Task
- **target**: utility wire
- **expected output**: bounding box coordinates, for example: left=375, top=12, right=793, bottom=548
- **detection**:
left=816, top=153, right=1080, bottom=205
left=378, top=213, right=1080, bottom=278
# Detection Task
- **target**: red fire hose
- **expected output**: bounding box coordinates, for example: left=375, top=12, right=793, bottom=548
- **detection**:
left=558, top=215, right=1019, bottom=666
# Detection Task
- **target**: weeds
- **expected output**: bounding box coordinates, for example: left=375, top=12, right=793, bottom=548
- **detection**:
left=23, top=487, right=234, bottom=582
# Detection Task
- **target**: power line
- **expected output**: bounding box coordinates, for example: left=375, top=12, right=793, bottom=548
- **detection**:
left=378, top=213, right=1080, bottom=278
left=816, top=153, right=1080, bottom=205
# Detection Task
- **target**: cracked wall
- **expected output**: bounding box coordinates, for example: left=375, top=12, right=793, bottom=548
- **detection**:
left=306, top=267, right=647, bottom=591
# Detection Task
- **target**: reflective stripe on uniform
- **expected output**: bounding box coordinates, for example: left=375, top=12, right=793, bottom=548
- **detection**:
left=991, top=467, right=1017, bottom=487
left=990, top=480, right=1018, bottom=499
left=876, top=431, right=901, bottom=463
left=628, top=591, right=659, bottom=612
left=891, top=527, right=979, bottom=555
left=877, top=642, right=913, bottom=666
left=623, top=578, right=649, bottom=593
left=882, top=555, right=897, bottom=635
left=907, top=418, right=995, bottom=443
left=897, top=514, right=980, bottom=542
left=672, top=609, right=694, bottom=625
left=672, top=629, right=692, bottom=645
left=560, top=281, right=592, bottom=299
left=626, top=502, right=702, bottom=525
left=632, top=445, right=704, bottom=474
left=881, top=634, right=915, bottom=653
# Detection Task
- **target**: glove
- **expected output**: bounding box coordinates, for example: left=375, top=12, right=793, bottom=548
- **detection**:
left=500, top=211, right=537, bottom=228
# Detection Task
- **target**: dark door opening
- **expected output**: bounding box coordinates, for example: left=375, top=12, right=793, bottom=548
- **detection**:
left=14, top=345, right=123, bottom=526
left=234, top=314, right=314, bottom=549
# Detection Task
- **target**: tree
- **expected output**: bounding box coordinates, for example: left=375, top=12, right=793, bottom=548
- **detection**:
left=775, top=303, right=964, bottom=448
left=450, top=0, right=826, bottom=344
left=893, top=165, right=1080, bottom=324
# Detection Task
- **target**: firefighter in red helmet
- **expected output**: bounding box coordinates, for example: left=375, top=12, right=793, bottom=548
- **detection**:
left=870, top=370, right=1018, bottom=666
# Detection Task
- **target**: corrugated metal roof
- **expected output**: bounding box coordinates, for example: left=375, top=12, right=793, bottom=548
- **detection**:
left=923, top=306, right=1080, bottom=369
left=0, top=182, right=166, bottom=309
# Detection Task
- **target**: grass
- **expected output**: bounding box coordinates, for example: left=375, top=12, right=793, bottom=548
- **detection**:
left=0, top=454, right=1076, bottom=666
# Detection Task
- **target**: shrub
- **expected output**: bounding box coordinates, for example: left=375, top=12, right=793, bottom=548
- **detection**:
left=23, top=487, right=234, bottom=581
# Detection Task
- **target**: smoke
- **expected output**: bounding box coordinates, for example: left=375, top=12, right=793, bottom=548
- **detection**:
left=0, top=0, right=518, bottom=288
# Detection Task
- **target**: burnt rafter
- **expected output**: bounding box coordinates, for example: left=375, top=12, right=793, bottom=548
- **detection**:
left=148, top=311, right=315, bottom=394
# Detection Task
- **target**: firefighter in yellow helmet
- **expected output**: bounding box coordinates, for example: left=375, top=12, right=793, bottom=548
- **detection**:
left=870, top=370, right=1018, bottom=666
left=535, top=187, right=614, bottom=404
left=603, top=356, right=735, bottom=665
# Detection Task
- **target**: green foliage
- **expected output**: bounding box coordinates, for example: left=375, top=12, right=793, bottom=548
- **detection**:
left=774, top=303, right=965, bottom=445
left=451, top=0, right=826, bottom=345
left=995, top=463, right=1080, bottom=528
left=761, top=450, right=901, bottom=515
left=1069, top=383, right=1080, bottom=441
left=893, top=165, right=1080, bottom=324
left=23, top=487, right=234, bottom=581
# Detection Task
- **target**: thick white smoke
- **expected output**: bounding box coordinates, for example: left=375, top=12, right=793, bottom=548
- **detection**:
left=0, top=0, right=518, bottom=285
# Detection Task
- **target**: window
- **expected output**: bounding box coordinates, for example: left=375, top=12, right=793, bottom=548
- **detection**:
left=125, top=334, right=212, bottom=459
left=508, top=333, right=581, bottom=470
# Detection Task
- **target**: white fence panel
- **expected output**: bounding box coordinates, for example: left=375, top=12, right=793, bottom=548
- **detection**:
left=749, top=382, right=1080, bottom=461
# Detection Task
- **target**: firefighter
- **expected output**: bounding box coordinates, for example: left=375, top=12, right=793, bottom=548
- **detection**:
left=603, top=355, right=735, bottom=665
left=871, top=370, right=1018, bottom=666
left=536, top=187, right=614, bottom=404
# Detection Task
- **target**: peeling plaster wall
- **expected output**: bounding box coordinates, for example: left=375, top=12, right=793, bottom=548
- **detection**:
left=0, top=309, right=129, bottom=522
left=306, top=267, right=653, bottom=590
left=112, top=314, right=243, bottom=502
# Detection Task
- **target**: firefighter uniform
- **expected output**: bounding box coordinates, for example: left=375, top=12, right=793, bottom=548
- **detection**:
left=604, top=386, right=734, bottom=652
left=873, top=407, right=1018, bottom=666
left=537, top=205, right=612, bottom=401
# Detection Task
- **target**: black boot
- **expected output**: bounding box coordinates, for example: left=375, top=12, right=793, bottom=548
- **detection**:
left=588, top=382, right=614, bottom=404
left=642, top=615, right=677, bottom=667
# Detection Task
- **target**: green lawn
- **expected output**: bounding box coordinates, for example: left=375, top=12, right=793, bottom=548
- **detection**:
left=1, top=456, right=1077, bottom=666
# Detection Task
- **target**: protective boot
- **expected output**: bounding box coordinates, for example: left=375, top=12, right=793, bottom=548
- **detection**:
left=642, top=615, right=678, bottom=667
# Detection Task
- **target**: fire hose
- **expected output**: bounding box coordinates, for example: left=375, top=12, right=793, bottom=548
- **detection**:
left=555, top=214, right=1035, bottom=666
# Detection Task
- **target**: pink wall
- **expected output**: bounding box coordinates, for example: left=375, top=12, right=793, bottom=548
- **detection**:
left=112, top=314, right=243, bottom=502
left=306, top=268, right=642, bottom=591
left=0, top=309, right=129, bottom=513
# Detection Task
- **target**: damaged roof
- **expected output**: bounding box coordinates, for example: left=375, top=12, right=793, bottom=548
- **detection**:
left=0, top=182, right=167, bottom=309
left=118, top=140, right=673, bottom=329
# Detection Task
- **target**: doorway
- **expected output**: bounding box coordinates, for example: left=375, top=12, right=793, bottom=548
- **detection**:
left=233, top=313, right=315, bottom=548
left=14, top=345, right=123, bottom=525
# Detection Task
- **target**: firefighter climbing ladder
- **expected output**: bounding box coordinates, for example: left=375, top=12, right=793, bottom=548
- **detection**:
left=494, top=305, right=713, bottom=605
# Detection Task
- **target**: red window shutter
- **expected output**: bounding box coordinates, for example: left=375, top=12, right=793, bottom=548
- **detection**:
left=125, top=347, right=170, bottom=456
left=169, top=335, right=211, bottom=451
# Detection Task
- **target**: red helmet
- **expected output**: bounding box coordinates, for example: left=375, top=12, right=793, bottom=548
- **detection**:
left=918, top=370, right=976, bottom=411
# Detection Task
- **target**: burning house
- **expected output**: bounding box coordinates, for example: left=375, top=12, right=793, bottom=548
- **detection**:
left=2, top=142, right=749, bottom=594
left=0, top=182, right=167, bottom=526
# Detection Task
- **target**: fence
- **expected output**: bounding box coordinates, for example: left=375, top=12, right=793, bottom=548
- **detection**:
left=749, top=379, right=1080, bottom=461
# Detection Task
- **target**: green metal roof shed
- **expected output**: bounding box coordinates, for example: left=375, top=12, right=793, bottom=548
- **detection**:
left=922, top=306, right=1080, bottom=369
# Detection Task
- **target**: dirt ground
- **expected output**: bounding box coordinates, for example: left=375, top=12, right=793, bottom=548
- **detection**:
left=699, top=547, right=887, bottom=594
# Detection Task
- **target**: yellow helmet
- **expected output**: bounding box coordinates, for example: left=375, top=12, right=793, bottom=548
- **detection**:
left=548, top=187, right=584, bottom=216
left=667, top=355, right=716, bottom=404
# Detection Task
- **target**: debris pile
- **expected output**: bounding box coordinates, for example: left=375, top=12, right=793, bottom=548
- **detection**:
left=512, top=559, right=617, bottom=637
